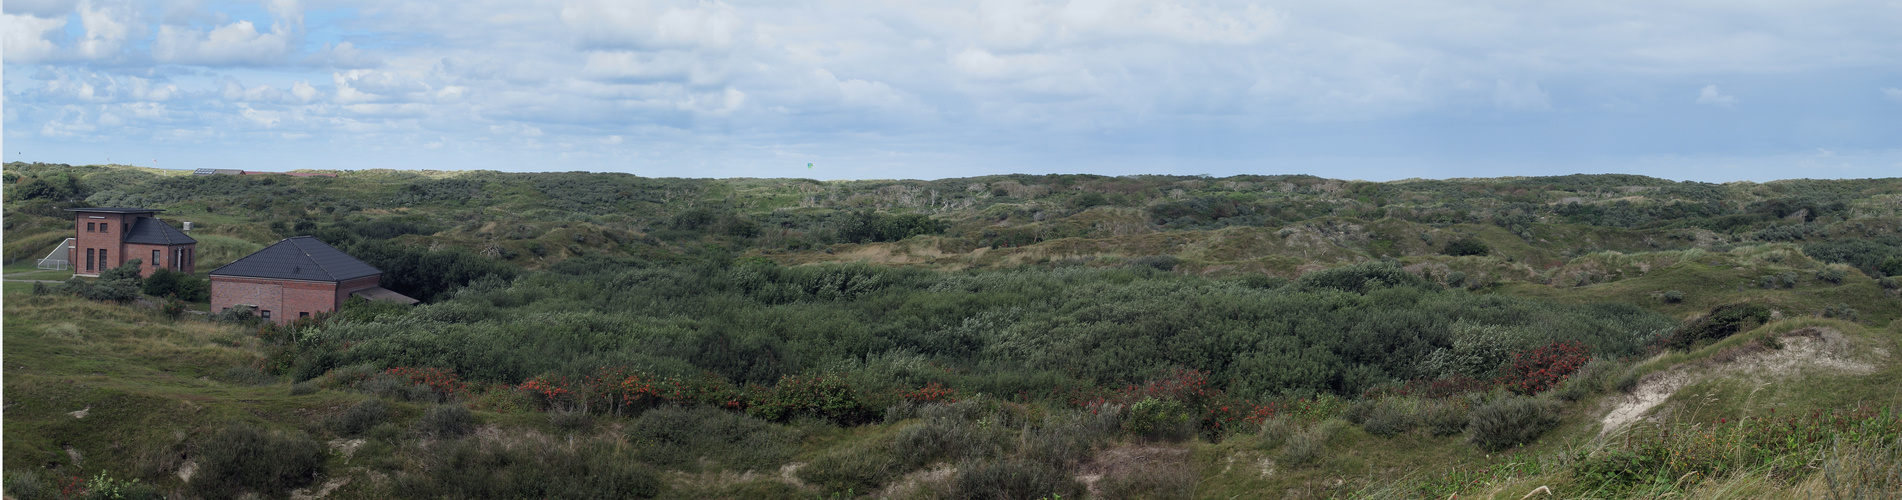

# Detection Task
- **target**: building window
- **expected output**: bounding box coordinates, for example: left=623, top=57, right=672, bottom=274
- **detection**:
left=87, top=222, right=95, bottom=232
left=86, top=248, right=95, bottom=271
left=261, top=310, right=272, bottom=320
left=300, top=312, right=310, bottom=318
left=153, top=250, right=161, bottom=267
left=98, top=249, right=108, bottom=271
left=100, top=223, right=108, bottom=233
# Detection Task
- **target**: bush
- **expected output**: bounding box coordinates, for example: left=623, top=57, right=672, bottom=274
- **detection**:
left=796, top=445, right=900, bottom=496
left=142, top=268, right=209, bottom=301
left=1662, top=290, right=1684, bottom=303
left=1124, top=397, right=1195, bottom=442
left=413, top=404, right=476, bottom=438
left=1468, top=394, right=1559, bottom=451
left=289, top=380, right=320, bottom=396
left=1421, top=399, right=1470, bottom=436
left=1295, top=260, right=1432, bottom=294
left=625, top=406, right=790, bottom=471
left=4, top=470, right=53, bottom=500
left=1444, top=237, right=1491, bottom=257
left=1281, top=420, right=1344, bottom=466
left=1362, top=399, right=1418, bottom=438
left=1499, top=341, right=1591, bottom=395
left=189, top=423, right=326, bottom=499
left=331, top=399, right=389, bottom=436
left=1256, top=415, right=1297, bottom=449
left=949, top=458, right=1083, bottom=500
left=1662, top=303, right=1772, bottom=350
left=889, top=401, right=1012, bottom=470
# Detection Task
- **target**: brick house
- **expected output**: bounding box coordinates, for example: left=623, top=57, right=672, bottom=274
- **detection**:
left=209, top=236, right=417, bottom=324
left=64, top=207, right=198, bottom=278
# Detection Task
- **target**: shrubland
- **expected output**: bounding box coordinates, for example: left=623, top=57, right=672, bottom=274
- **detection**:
left=5, top=163, right=1902, bottom=499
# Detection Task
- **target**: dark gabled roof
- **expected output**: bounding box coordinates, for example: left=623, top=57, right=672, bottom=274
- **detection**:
left=124, top=217, right=197, bottom=245
left=64, top=207, right=164, bottom=214
left=209, top=236, right=381, bottom=282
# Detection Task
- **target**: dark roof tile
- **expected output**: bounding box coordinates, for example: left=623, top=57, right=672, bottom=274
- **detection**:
left=209, top=236, right=381, bottom=282
left=124, top=217, right=197, bottom=245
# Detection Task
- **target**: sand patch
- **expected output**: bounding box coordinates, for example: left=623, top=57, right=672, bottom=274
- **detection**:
left=1600, top=327, right=1875, bottom=435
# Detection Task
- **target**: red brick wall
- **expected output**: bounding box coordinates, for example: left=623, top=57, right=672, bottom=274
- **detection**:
left=71, top=212, right=136, bottom=276
left=335, top=275, right=383, bottom=305
left=210, top=276, right=344, bottom=325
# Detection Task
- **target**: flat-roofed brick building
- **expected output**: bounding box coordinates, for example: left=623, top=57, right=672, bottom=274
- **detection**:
left=64, top=207, right=198, bottom=277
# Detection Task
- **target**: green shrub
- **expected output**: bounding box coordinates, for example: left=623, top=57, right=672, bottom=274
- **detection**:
left=625, top=406, right=790, bottom=471
left=1256, top=415, right=1296, bottom=450
left=331, top=399, right=389, bottom=436
left=1662, top=290, right=1684, bottom=303
left=1467, top=395, right=1559, bottom=451
left=1362, top=399, right=1418, bottom=438
left=1881, top=277, right=1901, bottom=290
left=4, top=470, right=54, bottom=500
left=1421, top=399, right=1470, bottom=436
left=141, top=268, right=209, bottom=301
left=1444, top=237, right=1491, bottom=257
left=1662, top=303, right=1772, bottom=350
left=1023, top=410, right=1121, bottom=471
left=289, top=380, right=320, bottom=396
left=889, top=402, right=1011, bottom=469
left=413, top=404, right=476, bottom=438
left=796, top=445, right=900, bottom=496
left=189, top=423, right=326, bottom=499
left=1124, top=397, right=1195, bottom=442
left=949, top=458, right=1083, bottom=500
left=549, top=411, right=593, bottom=433
left=1281, top=420, right=1344, bottom=466
left=80, top=472, right=163, bottom=500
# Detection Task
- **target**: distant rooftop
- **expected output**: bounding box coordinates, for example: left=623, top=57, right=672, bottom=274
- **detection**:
left=64, top=207, right=164, bottom=214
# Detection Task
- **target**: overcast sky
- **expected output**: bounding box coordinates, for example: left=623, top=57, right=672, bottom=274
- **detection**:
left=4, top=0, right=1899, bottom=181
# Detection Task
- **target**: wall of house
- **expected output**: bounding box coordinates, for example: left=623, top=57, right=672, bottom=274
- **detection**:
left=335, top=275, right=383, bottom=305
left=211, top=276, right=343, bottom=325
left=123, top=243, right=196, bottom=277
left=71, top=212, right=138, bottom=276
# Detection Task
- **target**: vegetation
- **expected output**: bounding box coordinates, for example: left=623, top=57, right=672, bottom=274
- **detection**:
left=5, top=162, right=1901, bottom=499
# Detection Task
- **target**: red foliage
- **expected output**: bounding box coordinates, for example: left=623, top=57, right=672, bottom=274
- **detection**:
left=1498, top=341, right=1591, bottom=395
left=899, top=382, right=959, bottom=404
left=385, top=366, right=466, bottom=399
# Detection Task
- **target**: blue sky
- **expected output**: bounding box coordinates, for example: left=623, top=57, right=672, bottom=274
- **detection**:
left=5, top=0, right=1899, bottom=181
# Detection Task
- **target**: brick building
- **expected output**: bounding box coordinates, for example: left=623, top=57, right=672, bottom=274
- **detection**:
left=64, top=207, right=198, bottom=278
left=209, top=236, right=417, bottom=324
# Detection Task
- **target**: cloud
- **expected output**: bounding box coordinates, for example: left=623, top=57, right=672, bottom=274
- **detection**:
left=2, top=13, right=67, bottom=62
left=1493, top=79, right=1551, bottom=111
left=561, top=0, right=744, bottom=50
left=74, top=0, right=144, bottom=60
left=154, top=21, right=294, bottom=65
left=1696, top=85, right=1737, bottom=107
left=1885, top=87, right=1902, bottom=103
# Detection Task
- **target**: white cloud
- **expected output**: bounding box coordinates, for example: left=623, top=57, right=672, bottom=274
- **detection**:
left=74, top=0, right=143, bottom=60
left=291, top=80, right=322, bottom=102
left=2, top=13, right=67, bottom=62
left=561, top=0, right=744, bottom=50
left=1493, top=79, right=1551, bottom=111
left=154, top=21, right=293, bottom=65
left=1696, top=85, right=1737, bottom=107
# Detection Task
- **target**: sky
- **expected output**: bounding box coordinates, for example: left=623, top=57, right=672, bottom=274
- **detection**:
left=4, top=0, right=1900, bottom=182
